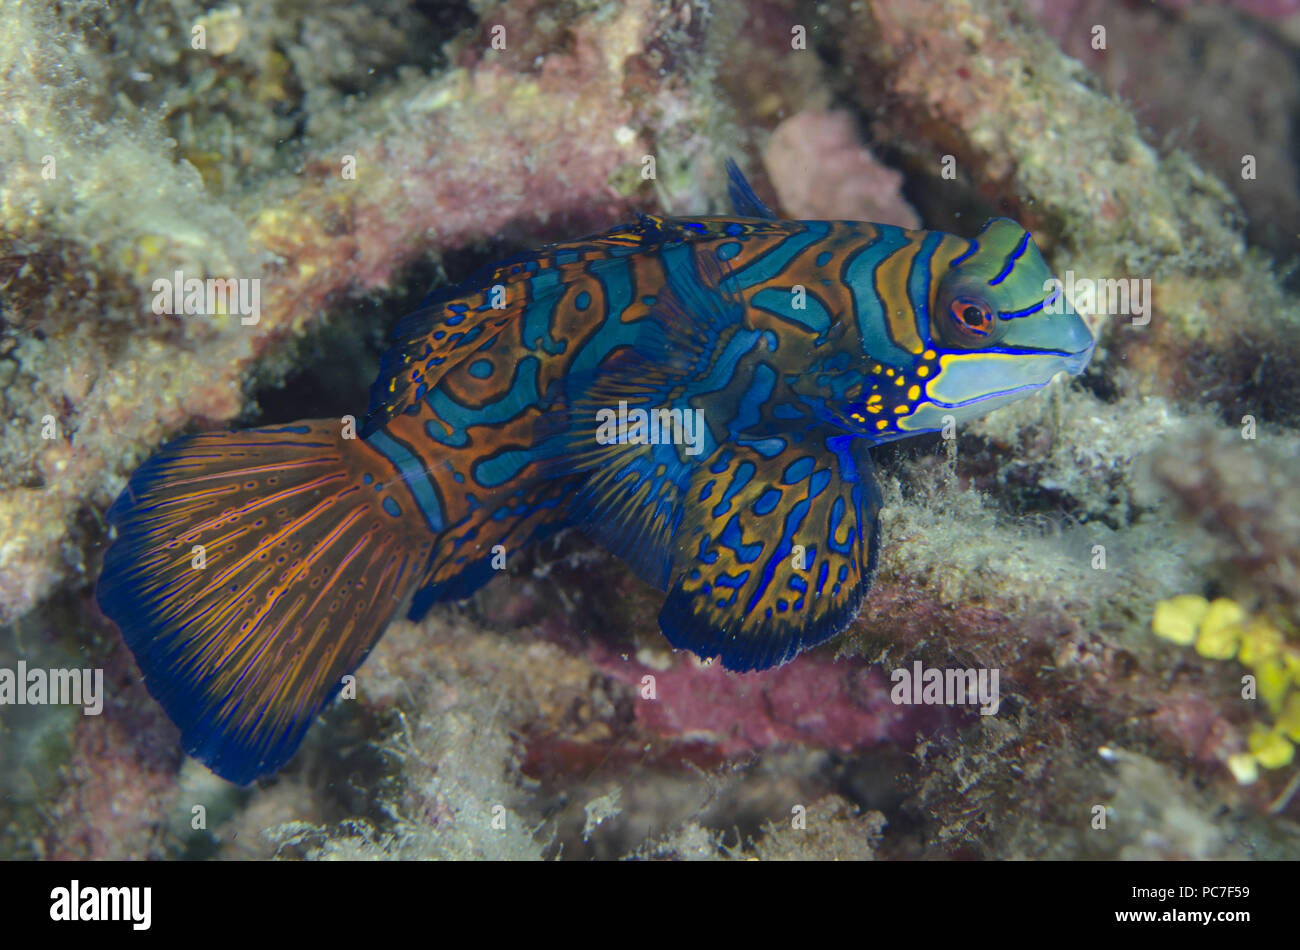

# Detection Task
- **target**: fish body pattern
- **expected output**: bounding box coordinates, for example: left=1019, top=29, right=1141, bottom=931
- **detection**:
left=97, top=164, right=1094, bottom=782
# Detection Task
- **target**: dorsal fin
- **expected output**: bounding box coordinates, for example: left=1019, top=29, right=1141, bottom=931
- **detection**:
left=362, top=216, right=748, bottom=439
left=363, top=264, right=532, bottom=438
left=725, top=158, right=779, bottom=220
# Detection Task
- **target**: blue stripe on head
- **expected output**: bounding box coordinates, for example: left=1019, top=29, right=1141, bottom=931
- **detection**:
left=999, top=294, right=1053, bottom=320
left=949, top=238, right=978, bottom=268
left=988, top=229, right=1030, bottom=286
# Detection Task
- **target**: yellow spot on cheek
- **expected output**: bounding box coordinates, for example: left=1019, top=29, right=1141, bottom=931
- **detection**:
left=895, top=376, right=905, bottom=386
left=908, top=385, right=920, bottom=401
left=876, top=420, right=888, bottom=430
left=866, top=395, right=882, bottom=414
left=885, top=368, right=894, bottom=376
left=917, top=366, right=930, bottom=378
left=894, top=405, right=908, bottom=414
left=923, top=349, right=936, bottom=360
left=872, top=364, right=882, bottom=374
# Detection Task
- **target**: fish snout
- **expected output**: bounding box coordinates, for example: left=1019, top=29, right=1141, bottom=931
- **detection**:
left=1061, top=336, right=1096, bottom=376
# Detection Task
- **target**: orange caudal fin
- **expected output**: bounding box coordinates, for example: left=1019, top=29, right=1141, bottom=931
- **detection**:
left=96, top=421, right=436, bottom=784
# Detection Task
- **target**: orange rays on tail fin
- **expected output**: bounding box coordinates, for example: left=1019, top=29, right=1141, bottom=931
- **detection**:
left=97, top=422, right=436, bottom=784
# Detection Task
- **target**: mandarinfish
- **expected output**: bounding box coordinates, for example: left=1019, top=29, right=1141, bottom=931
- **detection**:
left=97, top=161, right=1094, bottom=783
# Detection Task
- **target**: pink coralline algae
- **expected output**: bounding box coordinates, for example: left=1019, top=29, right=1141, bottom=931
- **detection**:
left=762, top=111, right=920, bottom=228
left=595, top=648, right=967, bottom=758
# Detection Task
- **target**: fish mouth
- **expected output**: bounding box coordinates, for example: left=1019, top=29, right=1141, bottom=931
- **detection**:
left=1059, top=338, right=1096, bottom=376
left=926, top=342, right=1097, bottom=409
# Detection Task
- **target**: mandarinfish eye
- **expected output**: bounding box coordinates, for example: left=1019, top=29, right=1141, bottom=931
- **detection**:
left=949, top=296, right=994, bottom=338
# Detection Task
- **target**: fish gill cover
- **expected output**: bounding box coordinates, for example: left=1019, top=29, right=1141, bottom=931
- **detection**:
left=0, top=0, right=1297, bottom=865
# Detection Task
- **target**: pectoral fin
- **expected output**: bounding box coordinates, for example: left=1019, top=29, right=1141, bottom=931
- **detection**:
left=536, top=245, right=757, bottom=589
left=658, top=433, right=882, bottom=671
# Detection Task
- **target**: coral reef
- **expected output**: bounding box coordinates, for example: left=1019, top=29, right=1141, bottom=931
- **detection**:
left=0, top=0, right=691, bottom=625
left=1153, top=594, right=1300, bottom=782
left=1, top=0, right=1297, bottom=861
left=1026, top=0, right=1300, bottom=257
